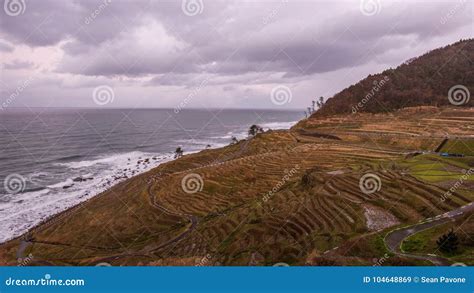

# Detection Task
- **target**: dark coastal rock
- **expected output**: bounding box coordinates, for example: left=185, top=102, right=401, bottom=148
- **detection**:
left=73, top=176, right=93, bottom=182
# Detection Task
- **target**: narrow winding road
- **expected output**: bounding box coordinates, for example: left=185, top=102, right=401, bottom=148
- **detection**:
left=13, top=137, right=473, bottom=266
left=385, top=202, right=474, bottom=265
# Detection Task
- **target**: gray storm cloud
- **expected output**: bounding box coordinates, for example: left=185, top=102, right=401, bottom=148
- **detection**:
left=0, top=0, right=472, bottom=108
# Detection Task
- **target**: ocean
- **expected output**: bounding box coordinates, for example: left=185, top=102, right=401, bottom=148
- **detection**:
left=0, top=108, right=302, bottom=243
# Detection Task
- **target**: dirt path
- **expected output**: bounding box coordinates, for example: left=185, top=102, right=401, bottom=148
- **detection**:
left=145, top=183, right=199, bottom=253
left=385, top=202, right=474, bottom=266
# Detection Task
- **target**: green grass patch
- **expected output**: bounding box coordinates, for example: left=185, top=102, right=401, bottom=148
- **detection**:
left=440, top=139, right=474, bottom=156
left=398, top=154, right=474, bottom=183
left=401, top=220, right=474, bottom=261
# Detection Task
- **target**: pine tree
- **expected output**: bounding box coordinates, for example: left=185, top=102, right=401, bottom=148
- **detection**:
left=174, top=147, right=184, bottom=159
left=248, top=125, right=264, bottom=137
left=436, top=229, right=459, bottom=253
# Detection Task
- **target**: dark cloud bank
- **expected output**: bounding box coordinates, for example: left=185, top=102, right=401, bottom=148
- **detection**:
left=0, top=0, right=472, bottom=108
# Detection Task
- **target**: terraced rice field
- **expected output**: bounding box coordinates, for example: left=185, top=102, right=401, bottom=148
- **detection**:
left=440, top=139, right=474, bottom=156
left=0, top=107, right=472, bottom=266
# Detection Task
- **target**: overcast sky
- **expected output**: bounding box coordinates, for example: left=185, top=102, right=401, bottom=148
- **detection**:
left=0, top=0, right=472, bottom=110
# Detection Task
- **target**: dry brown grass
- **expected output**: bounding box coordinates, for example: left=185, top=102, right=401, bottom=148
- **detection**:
left=0, top=107, right=472, bottom=266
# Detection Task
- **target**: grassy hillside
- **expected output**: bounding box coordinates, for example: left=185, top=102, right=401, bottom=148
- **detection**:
left=440, top=139, right=474, bottom=156
left=401, top=214, right=474, bottom=265
left=314, top=39, right=474, bottom=116
left=1, top=40, right=473, bottom=266
left=1, top=107, right=472, bottom=266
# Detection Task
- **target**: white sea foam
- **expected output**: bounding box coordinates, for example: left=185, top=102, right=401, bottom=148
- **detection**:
left=212, top=120, right=297, bottom=140
left=54, top=151, right=148, bottom=169
left=175, top=138, right=228, bottom=150
left=0, top=151, right=173, bottom=244
left=47, top=179, right=73, bottom=189
left=261, top=120, right=297, bottom=130
left=0, top=119, right=299, bottom=244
